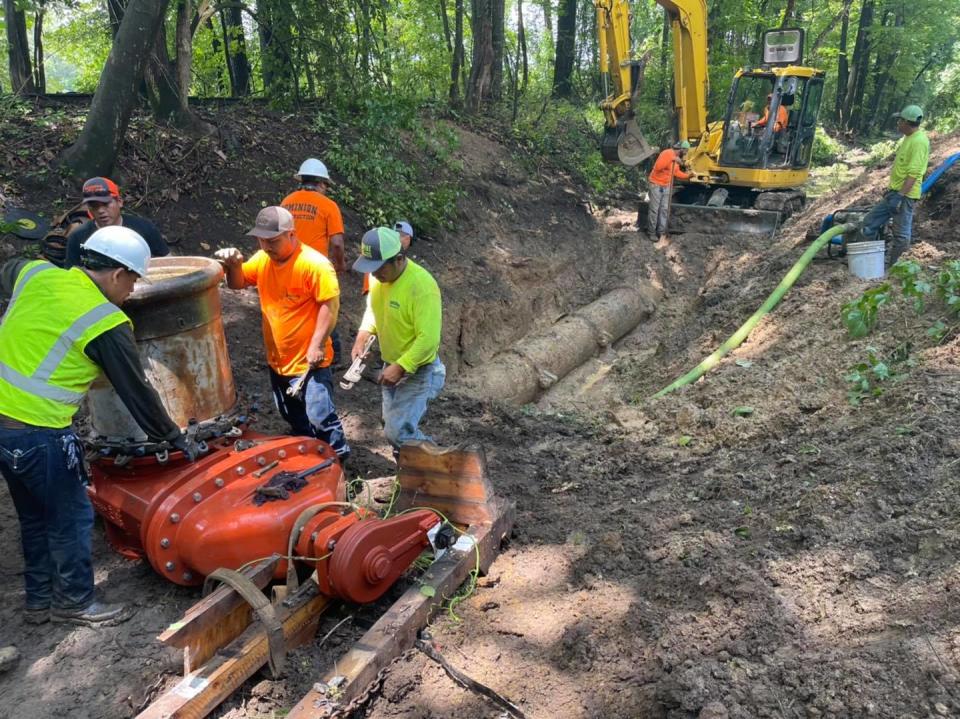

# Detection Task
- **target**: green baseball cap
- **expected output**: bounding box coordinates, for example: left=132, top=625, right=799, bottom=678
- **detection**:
left=893, top=105, right=923, bottom=123
left=674, top=140, right=691, bottom=150
left=353, top=227, right=403, bottom=273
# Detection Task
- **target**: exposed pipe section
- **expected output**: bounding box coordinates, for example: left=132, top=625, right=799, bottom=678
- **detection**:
left=459, top=284, right=660, bottom=405
left=653, top=223, right=855, bottom=398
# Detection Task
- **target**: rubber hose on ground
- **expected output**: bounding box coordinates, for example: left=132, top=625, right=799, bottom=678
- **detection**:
left=652, top=223, right=856, bottom=399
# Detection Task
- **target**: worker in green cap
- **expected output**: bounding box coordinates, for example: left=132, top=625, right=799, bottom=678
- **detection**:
left=858, top=104, right=930, bottom=264
left=647, top=141, right=692, bottom=242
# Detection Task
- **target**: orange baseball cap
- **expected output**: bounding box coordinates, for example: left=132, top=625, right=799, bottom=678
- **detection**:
left=82, top=177, right=121, bottom=203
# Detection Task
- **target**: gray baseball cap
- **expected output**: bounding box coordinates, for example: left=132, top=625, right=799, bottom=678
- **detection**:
left=246, top=206, right=294, bottom=238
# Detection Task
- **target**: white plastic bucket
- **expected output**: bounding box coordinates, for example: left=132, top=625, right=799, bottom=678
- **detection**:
left=846, top=241, right=885, bottom=280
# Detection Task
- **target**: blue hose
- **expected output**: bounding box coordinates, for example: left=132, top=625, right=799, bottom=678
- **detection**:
left=922, top=152, right=960, bottom=194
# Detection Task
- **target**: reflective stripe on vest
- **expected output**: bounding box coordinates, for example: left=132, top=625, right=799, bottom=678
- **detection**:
left=32, top=303, right=122, bottom=382
left=1, top=261, right=55, bottom=323
left=0, top=362, right=84, bottom=404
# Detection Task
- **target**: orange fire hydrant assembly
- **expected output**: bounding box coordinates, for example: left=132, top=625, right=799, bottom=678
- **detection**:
left=85, top=258, right=440, bottom=604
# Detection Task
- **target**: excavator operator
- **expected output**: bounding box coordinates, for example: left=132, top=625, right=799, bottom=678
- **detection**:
left=753, top=94, right=788, bottom=134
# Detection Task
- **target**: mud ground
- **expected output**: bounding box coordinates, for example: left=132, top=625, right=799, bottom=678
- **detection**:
left=1, top=104, right=960, bottom=718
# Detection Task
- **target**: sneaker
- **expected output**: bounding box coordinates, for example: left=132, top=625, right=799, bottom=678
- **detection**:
left=24, top=607, right=49, bottom=625
left=51, top=601, right=132, bottom=627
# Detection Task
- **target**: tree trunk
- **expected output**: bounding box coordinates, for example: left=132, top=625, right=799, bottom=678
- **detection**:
left=538, top=0, right=552, bottom=37
left=841, top=0, right=873, bottom=131
left=517, top=0, right=527, bottom=93
left=206, top=16, right=227, bottom=95
left=4, top=0, right=36, bottom=94
left=466, top=0, right=504, bottom=111
left=552, top=0, right=576, bottom=97
left=438, top=0, right=452, bottom=52
left=144, top=25, right=183, bottom=121
left=33, top=7, right=46, bottom=93
left=780, top=0, right=796, bottom=27
left=657, top=13, right=670, bottom=104
left=449, top=0, right=465, bottom=105
left=174, top=0, right=192, bottom=112
left=861, top=7, right=902, bottom=133
left=834, top=4, right=849, bottom=121
left=61, top=0, right=172, bottom=176
left=107, top=0, right=126, bottom=35
left=810, top=0, right=853, bottom=58
left=258, top=0, right=297, bottom=101
left=220, top=5, right=250, bottom=96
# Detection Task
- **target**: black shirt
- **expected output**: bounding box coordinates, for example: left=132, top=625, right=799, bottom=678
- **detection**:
left=0, top=259, right=181, bottom=442
left=65, top=215, right=169, bottom=269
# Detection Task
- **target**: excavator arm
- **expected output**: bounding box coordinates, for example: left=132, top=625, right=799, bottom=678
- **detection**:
left=596, top=0, right=709, bottom=163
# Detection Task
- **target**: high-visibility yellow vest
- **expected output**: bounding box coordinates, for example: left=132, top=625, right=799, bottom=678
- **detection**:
left=0, top=261, right=130, bottom=428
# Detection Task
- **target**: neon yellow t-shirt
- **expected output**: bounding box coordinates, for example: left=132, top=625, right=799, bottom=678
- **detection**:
left=360, top=260, right=442, bottom=374
left=889, top=130, right=929, bottom=200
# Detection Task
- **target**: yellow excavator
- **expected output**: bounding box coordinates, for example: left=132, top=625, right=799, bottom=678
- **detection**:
left=596, top=0, right=826, bottom=233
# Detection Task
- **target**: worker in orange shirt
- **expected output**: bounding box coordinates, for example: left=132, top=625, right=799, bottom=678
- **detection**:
left=647, top=141, right=691, bottom=242
left=214, top=207, right=350, bottom=462
left=282, top=159, right=347, bottom=366
left=753, top=94, right=788, bottom=133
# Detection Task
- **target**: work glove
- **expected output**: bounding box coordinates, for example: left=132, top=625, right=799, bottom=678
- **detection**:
left=171, top=432, right=200, bottom=462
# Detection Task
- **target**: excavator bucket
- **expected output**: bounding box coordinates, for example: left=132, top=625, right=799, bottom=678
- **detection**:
left=602, top=119, right=655, bottom=167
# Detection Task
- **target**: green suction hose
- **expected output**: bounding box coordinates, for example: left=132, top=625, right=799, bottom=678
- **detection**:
left=653, top=222, right=856, bottom=399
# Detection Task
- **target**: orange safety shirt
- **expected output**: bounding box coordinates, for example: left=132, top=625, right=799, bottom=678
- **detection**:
left=241, top=243, right=339, bottom=376
left=649, top=149, right=691, bottom=187
left=755, top=105, right=788, bottom=133
left=281, top=189, right=344, bottom=258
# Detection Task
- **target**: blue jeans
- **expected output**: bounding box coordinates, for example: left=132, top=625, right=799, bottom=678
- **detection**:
left=381, top=358, right=445, bottom=448
left=0, top=426, right=94, bottom=611
left=861, top=189, right=916, bottom=264
left=270, top=367, right=350, bottom=457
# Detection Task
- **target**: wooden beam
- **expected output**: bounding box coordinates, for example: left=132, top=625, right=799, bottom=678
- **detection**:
left=137, top=583, right=332, bottom=719
left=285, top=496, right=514, bottom=719
left=395, top=443, right=497, bottom=525
left=158, top=555, right=281, bottom=673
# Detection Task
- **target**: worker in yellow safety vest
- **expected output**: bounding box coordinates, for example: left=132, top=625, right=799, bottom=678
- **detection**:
left=0, top=226, right=194, bottom=628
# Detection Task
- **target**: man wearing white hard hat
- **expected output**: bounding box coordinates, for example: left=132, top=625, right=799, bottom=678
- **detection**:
left=0, top=226, right=193, bottom=628
left=281, top=158, right=346, bottom=273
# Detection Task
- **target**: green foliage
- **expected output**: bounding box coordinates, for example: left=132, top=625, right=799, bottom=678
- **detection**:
left=889, top=259, right=933, bottom=312
left=845, top=346, right=909, bottom=405
left=864, top=138, right=899, bottom=168
left=317, top=95, right=462, bottom=231
left=509, top=99, right=630, bottom=196
left=811, top=128, right=843, bottom=166
left=935, top=260, right=960, bottom=314
left=841, top=284, right=891, bottom=338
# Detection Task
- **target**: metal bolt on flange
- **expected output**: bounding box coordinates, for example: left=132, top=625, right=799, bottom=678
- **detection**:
left=298, top=444, right=306, bottom=454
left=183, top=572, right=193, bottom=582
left=327, top=540, right=337, bottom=550
left=278, top=450, right=287, bottom=459
left=214, top=477, right=225, bottom=488
left=170, top=513, right=180, bottom=524
left=257, top=456, right=267, bottom=466
left=193, top=492, right=202, bottom=503
left=236, top=466, right=245, bottom=475
left=160, top=538, right=171, bottom=548
left=165, top=561, right=175, bottom=571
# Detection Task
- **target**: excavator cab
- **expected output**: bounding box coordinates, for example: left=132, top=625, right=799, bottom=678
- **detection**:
left=719, top=70, right=824, bottom=172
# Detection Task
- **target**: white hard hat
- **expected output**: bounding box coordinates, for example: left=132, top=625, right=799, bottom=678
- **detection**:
left=296, top=158, right=331, bottom=182
left=81, top=225, right=151, bottom=277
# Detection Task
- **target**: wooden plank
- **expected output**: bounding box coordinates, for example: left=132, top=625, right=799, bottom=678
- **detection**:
left=138, top=584, right=332, bottom=719
left=158, top=556, right=281, bottom=673
left=395, top=443, right=496, bottom=525
left=285, top=496, right=515, bottom=719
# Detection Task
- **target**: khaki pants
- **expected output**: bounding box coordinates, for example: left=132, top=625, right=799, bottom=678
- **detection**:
left=648, top=184, right=671, bottom=236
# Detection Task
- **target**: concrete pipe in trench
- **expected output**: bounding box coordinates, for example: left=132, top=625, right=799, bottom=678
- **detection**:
left=458, top=284, right=659, bottom=405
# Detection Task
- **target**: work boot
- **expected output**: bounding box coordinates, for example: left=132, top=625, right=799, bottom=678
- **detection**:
left=658, top=234, right=668, bottom=243
left=0, top=646, right=20, bottom=673
left=51, top=601, right=132, bottom=627
left=23, top=607, right=50, bottom=625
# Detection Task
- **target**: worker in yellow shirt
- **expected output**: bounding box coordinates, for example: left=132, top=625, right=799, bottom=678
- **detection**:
left=858, top=105, right=930, bottom=264
left=350, top=227, right=444, bottom=459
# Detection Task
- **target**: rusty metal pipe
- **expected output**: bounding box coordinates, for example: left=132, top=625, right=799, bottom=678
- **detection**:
left=87, top=257, right=238, bottom=443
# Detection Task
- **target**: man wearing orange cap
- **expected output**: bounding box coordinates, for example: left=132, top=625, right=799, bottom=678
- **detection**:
left=64, top=177, right=168, bottom=269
